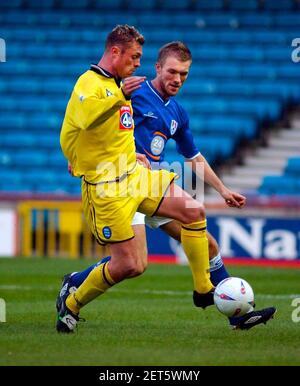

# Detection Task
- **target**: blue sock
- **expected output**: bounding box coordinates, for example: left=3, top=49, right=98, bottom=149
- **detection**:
left=209, top=253, right=230, bottom=287
left=209, top=254, right=250, bottom=325
left=70, top=255, right=112, bottom=287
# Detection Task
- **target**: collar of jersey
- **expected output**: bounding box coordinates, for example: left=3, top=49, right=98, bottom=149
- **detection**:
left=146, top=80, right=170, bottom=106
left=90, top=64, right=122, bottom=87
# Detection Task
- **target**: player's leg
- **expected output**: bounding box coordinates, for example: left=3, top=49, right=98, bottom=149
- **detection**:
left=158, top=220, right=230, bottom=285
left=66, top=235, right=145, bottom=311
left=56, top=178, right=148, bottom=333
left=56, top=213, right=146, bottom=312
left=69, top=223, right=147, bottom=288
left=206, top=232, right=230, bottom=286
left=154, top=182, right=214, bottom=299
left=56, top=224, right=146, bottom=314
left=68, top=248, right=109, bottom=289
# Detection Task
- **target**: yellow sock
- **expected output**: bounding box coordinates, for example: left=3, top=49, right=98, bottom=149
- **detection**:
left=66, top=262, right=115, bottom=314
left=181, top=219, right=213, bottom=294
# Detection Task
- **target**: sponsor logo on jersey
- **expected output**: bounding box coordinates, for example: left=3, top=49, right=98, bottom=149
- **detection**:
left=170, top=119, right=178, bottom=135
left=119, top=106, right=133, bottom=130
left=150, top=135, right=165, bottom=156
left=102, top=226, right=112, bottom=239
left=143, top=111, right=158, bottom=119
left=79, top=95, right=85, bottom=102
left=106, top=89, right=113, bottom=96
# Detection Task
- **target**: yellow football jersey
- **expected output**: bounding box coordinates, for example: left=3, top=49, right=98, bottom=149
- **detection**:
left=60, top=65, right=136, bottom=183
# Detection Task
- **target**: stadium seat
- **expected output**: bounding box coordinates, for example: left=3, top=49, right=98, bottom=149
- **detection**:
left=127, top=0, right=157, bottom=10
left=0, top=0, right=22, bottom=8
left=94, top=0, right=124, bottom=9
left=259, top=175, right=298, bottom=195
left=26, top=0, right=55, bottom=8
left=263, top=0, right=294, bottom=11
left=59, top=0, right=90, bottom=8
left=194, top=0, right=223, bottom=11
left=228, top=0, right=258, bottom=11
left=285, top=158, right=300, bottom=176
left=159, top=0, right=191, bottom=10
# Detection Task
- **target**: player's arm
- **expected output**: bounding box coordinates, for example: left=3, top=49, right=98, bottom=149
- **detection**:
left=174, top=111, right=245, bottom=208
left=189, top=154, right=246, bottom=209
left=136, top=153, right=151, bottom=169
left=73, top=76, right=145, bottom=130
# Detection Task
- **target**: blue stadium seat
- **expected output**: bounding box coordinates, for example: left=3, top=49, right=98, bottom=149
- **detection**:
left=228, top=0, right=258, bottom=11
left=1, top=134, right=36, bottom=148
left=0, top=181, right=32, bottom=193
left=0, top=170, right=22, bottom=185
left=194, top=0, right=223, bottom=11
left=251, top=31, right=286, bottom=44
left=26, top=0, right=55, bottom=8
left=127, top=0, right=157, bottom=10
left=0, top=0, right=22, bottom=8
left=285, top=158, right=300, bottom=176
left=59, top=0, right=90, bottom=8
left=159, top=0, right=191, bottom=10
left=0, top=115, right=25, bottom=130
left=195, top=135, right=235, bottom=159
left=274, top=14, right=300, bottom=27
left=190, top=116, right=257, bottom=141
left=14, top=151, right=48, bottom=167
left=278, top=65, right=300, bottom=79
left=0, top=151, right=13, bottom=167
left=242, top=64, right=277, bottom=79
left=94, top=0, right=124, bottom=9
left=263, top=0, right=294, bottom=11
left=239, top=14, right=272, bottom=28
left=259, top=175, right=297, bottom=195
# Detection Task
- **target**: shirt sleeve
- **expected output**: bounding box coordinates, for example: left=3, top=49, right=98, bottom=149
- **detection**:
left=172, top=109, right=200, bottom=160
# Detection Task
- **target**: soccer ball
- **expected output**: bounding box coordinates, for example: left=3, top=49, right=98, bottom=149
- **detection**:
left=214, top=277, right=255, bottom=317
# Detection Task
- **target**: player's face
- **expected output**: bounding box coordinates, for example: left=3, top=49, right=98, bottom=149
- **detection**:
left=156, top=56, right=191, bottom=97
left=114, top=42, right=143, bottom=79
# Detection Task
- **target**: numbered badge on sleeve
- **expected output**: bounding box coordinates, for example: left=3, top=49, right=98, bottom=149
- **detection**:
left=119, top=106, right=133, bottom=130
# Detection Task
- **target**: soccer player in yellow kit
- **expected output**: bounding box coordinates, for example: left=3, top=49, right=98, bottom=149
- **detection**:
left=58, top=25, right=215, bottom=333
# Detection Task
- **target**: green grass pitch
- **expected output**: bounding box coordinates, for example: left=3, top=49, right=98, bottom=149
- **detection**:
left=0, top=258, right=299, bottom=366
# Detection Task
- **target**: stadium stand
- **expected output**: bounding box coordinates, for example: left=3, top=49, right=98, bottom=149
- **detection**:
left=0, top=0, right=300, bottom=196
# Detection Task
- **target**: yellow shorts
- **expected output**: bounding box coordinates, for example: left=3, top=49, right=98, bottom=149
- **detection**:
left=82, top=164, right=177, bottom=244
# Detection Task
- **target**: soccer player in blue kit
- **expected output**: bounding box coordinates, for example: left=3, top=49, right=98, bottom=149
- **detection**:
left=57, top=41, right=276, bottom=330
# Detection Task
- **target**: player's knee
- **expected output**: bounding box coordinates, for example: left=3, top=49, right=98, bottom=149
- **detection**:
left=184, top=204, right=206, bottom=224
left=136, top=261, right=147, bottom=276
left=121, top=259, right=145, bottom=278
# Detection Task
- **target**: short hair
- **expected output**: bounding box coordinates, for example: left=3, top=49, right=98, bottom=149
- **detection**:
left=105, top=25, right=145, bottom=50
left=157, top=41, right=192, bottom=65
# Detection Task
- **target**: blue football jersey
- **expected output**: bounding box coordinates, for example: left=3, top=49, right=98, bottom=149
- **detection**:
left=132, top=81, right=200, bottom=162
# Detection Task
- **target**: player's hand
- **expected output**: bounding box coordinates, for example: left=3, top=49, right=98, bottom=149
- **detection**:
left=220, top=188, right=246, bottom=209
left=122, top=76, right=146, bottom=97
left=68, top=161, right=74, bottom=176
left=136, top=153, right=151, bottom=169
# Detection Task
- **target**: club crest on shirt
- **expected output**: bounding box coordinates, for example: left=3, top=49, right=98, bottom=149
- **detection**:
left=106, top=89, right=113, bottom=97
left=170, top=119, right=178, bottom=135
left=119, top=106, right=133, bottom=130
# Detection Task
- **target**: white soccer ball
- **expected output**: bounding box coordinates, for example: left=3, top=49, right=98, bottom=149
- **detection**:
left=214, top=277, right=255, bottom=317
